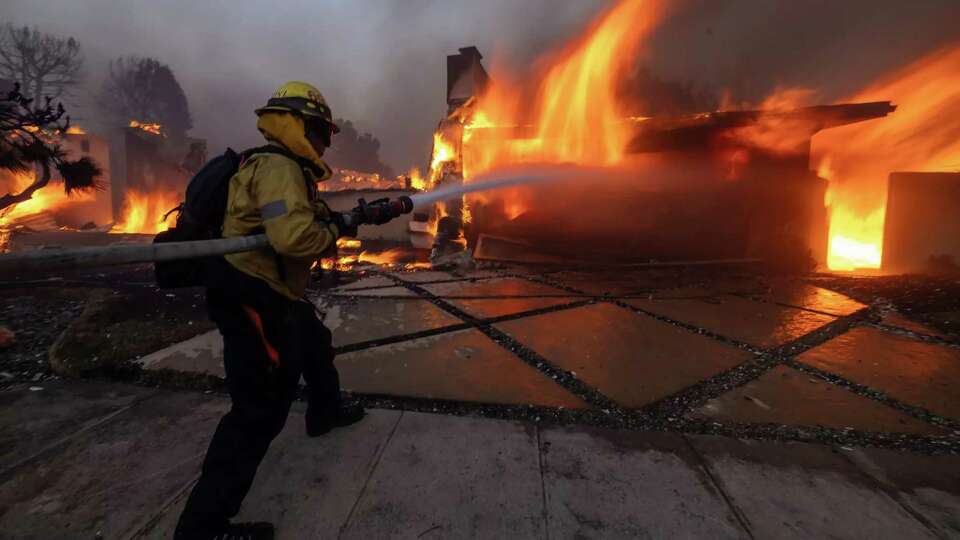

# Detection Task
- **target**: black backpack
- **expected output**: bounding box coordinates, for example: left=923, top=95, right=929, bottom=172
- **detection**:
left=153, top=145, right=305, bottom=288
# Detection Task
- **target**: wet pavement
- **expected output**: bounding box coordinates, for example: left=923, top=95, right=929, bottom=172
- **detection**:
left=695, top=365, right=941, bottom=434
left=496, top=302, right=752, bottom=408
left=420, top=277, right=578, bottom=319
left=126, top=266, right=960, bottom=455
left=320, top=297, right=463, bottom=348
left=336, top=329, right=588, bottom=408
left=625, top=295, right=838, bottom=349
left=796, top=327, right=960, bottom=420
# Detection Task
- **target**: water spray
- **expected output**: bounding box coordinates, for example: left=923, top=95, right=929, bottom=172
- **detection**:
left=408, top=165, right=587, bottom=209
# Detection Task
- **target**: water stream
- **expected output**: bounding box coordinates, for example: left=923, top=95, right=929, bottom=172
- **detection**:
left=408, top=164, right=602, bottom=209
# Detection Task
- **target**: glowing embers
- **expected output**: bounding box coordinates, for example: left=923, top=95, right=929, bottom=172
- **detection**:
left=319, top=169, right=411, bottom=192
left=320, top=238, right=430, bottom=271
left=128, top=120, right=164, bottom=136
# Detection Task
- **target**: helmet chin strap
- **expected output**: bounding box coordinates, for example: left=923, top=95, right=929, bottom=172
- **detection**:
left=304, top=129, right=328, bottom=158
left=303, top=119, right=332, bottom=157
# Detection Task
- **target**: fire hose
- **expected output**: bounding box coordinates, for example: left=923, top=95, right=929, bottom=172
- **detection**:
left=0, top=166, right=578, bottom=275
left=0, top=196, right=414, bottom=274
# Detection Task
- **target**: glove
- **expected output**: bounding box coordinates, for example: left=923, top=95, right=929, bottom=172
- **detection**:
left=360, top=198, right=395, bottom=225
left=330, top=212, right=358, bottom=238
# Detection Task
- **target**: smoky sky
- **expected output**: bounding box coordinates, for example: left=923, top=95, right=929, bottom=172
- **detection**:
left=2, top=0, right=957, bottom=173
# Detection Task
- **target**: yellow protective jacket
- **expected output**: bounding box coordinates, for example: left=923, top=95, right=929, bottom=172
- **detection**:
left=223, top=112, right=339, bottom=300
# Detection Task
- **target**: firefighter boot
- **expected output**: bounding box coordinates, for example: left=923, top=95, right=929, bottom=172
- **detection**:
left=306, top=403, right=366, bottom=437
left=174, top=521, right=274, bottom=540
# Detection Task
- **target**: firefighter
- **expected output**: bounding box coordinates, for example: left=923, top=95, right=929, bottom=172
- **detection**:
left=174, top=81, right=364, bottom=540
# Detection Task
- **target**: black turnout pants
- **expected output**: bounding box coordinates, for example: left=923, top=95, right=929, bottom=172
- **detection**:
left=176, top=262, right=340, bottom=533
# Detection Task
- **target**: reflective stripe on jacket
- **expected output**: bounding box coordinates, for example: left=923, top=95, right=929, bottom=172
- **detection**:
left=223, top=150, right=338, bottom=300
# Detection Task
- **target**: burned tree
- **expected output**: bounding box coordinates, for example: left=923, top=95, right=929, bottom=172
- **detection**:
left=97, top=56, right=193, bottom=138
left=0, top=83, right=102, bottom=213
left=0, top=24, right=84, bottom=105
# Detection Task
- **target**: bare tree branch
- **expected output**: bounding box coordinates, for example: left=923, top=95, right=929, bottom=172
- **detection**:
left=97, top=56, right=192, bottom=137
left=0, top=158, right=50, bottom=209
left=0, top=24, right=84, bottom=104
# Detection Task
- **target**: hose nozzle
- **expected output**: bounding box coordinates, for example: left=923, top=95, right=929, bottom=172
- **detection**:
left=343, top=195, right=414, bottom=227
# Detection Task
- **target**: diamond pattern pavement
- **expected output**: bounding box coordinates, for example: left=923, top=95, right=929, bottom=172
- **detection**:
left=496, top=303, right=752, bottom=408
left=132, top=269, right=952, bottom=441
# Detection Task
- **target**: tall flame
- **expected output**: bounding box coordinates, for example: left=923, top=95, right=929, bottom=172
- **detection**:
left=532, top=0, right=663, bottom=165
left=463, top=0, right=666, bottom=176
left=110, top=189, right=180, bottom=234
left=814, top=45, right=960, bottom=271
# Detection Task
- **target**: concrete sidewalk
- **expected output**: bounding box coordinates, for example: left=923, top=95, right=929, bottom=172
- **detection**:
left=1, top=380, right=958, bottom=539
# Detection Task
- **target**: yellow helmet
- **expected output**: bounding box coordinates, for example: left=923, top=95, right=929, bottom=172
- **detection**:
left=256, top=81, right=340, bottom=134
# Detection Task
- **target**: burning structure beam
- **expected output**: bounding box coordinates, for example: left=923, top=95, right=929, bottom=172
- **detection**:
left=624, top=102, right=896, bottom=154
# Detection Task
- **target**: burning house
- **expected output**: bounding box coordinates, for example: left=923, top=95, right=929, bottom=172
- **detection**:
left=410, top=1, right=959, bottom=274
left=419, top=44, right=898, bottom=270
left=461, top=101, right=896, bottom=268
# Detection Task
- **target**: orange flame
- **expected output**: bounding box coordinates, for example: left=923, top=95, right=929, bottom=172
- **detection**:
left=429, top=131, right=458, bottom=185
left=408, top=168, right=426, bottom=190
left=813, top=45, right=960, bottom=271
left=0, top=170, right=95, bottom=227
left=110, top=189, right=180, bottom=234
left=462, top=0, right=665, bottom=176
left=129, top=120, right=164, bottom=136
left=322, top=247, right=429, bottom=271
left=421, top=0, right=667, bottom=230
